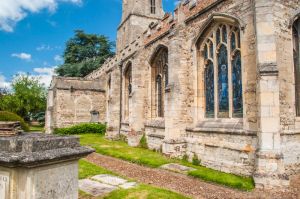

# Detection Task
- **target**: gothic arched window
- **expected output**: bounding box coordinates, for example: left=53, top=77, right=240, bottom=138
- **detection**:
left=202, top=24, right=243, bottom=118
left=124, top=63, right=132, bottom=120
left=150, top=0, right=156, bottom=14
left=293, top=18, right=300, bottom=116
left=151, top=47, right=168, bottom=118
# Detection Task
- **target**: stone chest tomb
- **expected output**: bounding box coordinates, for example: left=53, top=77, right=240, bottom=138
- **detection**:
left=0, top=125, right=94, bottom=199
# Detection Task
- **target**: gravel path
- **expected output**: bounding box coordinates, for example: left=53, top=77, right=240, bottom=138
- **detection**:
left=86, top=153, right=299, bottom=199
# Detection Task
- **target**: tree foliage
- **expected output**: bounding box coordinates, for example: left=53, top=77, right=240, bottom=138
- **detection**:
left=55, top=30, right=115, bottom=77
left=0, top=75, right=47, bottom=121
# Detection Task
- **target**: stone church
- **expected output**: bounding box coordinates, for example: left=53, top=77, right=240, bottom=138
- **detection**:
left=46, top=0, right=300, bottom=188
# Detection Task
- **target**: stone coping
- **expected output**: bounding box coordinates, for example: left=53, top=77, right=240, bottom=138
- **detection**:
left=0, top=133, right=94, bottom=168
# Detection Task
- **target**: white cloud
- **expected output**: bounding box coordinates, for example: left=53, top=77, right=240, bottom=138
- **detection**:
left=54, top=55, right=63, bottom=63
left=32, top=66, right=57, bottom=87
left=0, top=74, right=11, bottom=89
left=36, top=44, right=52, bottom=51
left=11, top=52, right=32, bottom=61
left=0, top=0, right=82, bottom=32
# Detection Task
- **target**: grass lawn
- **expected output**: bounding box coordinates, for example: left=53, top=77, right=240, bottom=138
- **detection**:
left=79, top=159, right=115, bottom=179
left=29, top=125, right=44, bottom=132
left=80, top=134, right=173, bottom=167
left=79, top=134, right=255, bottom=191
left=78, top=159, right=190, bottom=199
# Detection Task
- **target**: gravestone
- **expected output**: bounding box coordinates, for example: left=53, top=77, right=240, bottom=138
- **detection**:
left=0, top=122, right=94, bottom=199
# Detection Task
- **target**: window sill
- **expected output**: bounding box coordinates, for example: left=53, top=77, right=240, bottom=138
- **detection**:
left=186, top=118, right=256, bottom=136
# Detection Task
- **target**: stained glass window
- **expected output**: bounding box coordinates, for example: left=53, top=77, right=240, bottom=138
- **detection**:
left=293, top=19, right=300, bottom=116
left=205, top=61, right=215, bottom=118
left=232, top=51, right=243, bottom=117
left=218, top=45, right=229, bottom=118
left=202, top=24, right=243, bottom=118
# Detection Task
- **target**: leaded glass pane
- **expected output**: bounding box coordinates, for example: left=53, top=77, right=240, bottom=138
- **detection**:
left=218, top=45, right=229, bottom=118
left=156, top=75, right=163, bottom=117
left=231, top=32, right=236, bottom=51
left=216, top=29, right=221, bottom=44
left=204, top=44, right=208, bottom=59
left=209, top=41, right=213, bottom=58
left=205, top=61, right=214, bottom=118
left=222, top=25, right=227, bottom=43
left=237, top=30, right=241, bottom=48
left=164, top=64, right=168, bottom=87
left=232, top=51, right=243, bottom=118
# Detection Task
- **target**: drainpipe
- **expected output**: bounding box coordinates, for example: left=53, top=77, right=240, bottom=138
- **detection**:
left=119, top=62, right=123, bottom=138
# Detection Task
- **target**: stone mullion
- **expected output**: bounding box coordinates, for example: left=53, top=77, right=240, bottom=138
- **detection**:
left=228, top=25, right=233, bottom=118
left=213, top=31, right=218, bottom=119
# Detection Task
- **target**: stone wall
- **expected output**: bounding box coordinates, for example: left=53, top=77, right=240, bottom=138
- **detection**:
left=45, top=77, right=106, bottom=133
left=47, top=0, right=300, bottom=188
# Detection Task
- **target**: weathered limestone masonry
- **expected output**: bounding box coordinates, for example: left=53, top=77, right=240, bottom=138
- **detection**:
left=45, top=77, right=106, bottom=133
left=47, top=0, right=300, bottom=188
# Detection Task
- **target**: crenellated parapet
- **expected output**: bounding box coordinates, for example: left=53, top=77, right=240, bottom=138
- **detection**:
left=143, top=0, right=224, bottom=46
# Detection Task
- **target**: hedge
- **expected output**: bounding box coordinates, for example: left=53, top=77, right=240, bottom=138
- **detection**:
left=0, top=111, right=30, bottom=132
left=54, top=123, right=106, bottom=135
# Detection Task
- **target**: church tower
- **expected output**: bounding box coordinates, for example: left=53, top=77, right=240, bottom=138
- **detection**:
left=117, top=0, right=164, bottom=52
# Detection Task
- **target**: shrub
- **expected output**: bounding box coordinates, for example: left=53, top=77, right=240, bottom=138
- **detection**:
left=54, top=123, right=106, bottom=135
left=0, top=111, right=30, bottom=132
left=139, top=134, right=148, bottom=149
left=192, top=153, right=201, bottom=166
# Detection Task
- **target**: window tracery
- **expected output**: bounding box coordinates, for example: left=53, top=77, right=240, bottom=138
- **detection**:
left=202, top=24, right=243, bottom=118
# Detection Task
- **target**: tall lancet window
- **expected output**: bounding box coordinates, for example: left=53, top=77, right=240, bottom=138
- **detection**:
left=150, top=0, right=156, bottom=14
left=294, top=18, right=300, bottom=116
left=124, top=63, right=132, bottom=120
left=202, top=24, right=243, bottom=118
left=151, top=47, right=168, bottom=118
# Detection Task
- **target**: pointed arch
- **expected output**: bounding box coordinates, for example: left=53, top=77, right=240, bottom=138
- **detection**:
left=193, top=13, right=245, bottom=50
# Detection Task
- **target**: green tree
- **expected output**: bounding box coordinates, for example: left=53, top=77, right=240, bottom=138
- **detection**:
left=0, top=74, right=47, bottom=121
left=55, top=30, right=115, bottom=77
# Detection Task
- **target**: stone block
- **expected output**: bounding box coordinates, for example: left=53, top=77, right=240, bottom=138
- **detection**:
left=79, top=179, right=117, bottom=197
left=91, top=174, right=128, bottom=186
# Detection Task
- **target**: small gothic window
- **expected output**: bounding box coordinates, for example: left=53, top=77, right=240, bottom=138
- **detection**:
left=150, top=0, right=156, bottom=14
left=293, top=19, right=300, bottom=116
left=202, top=24, right=243, bottom=118
left=124, top=63, right=132, bottom=120
left=151, top=47, right=168, bottom=118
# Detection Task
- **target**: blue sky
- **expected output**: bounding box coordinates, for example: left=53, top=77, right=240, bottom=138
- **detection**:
left=0, top=0, right=177, bottom=88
